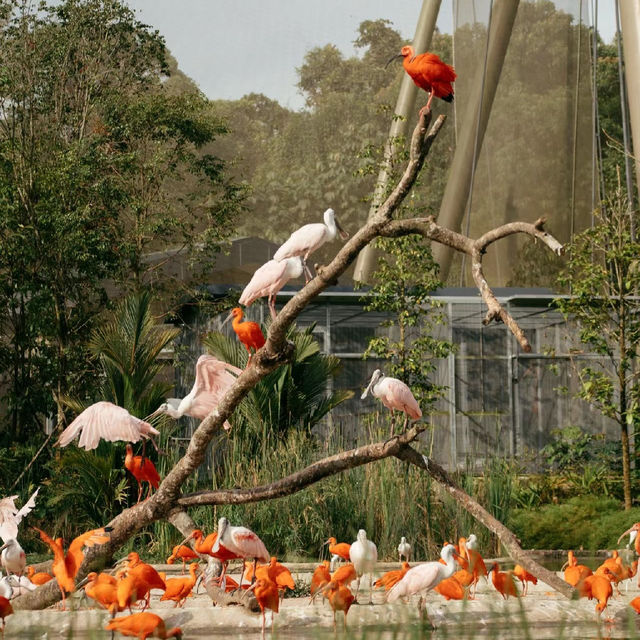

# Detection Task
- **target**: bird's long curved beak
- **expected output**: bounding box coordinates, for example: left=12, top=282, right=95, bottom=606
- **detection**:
left=385, top=52, right=403, bottom=69
left=221, top=312, right=233, bottom=327
left=617, top=526, right=637, bottom=544
left=361, top=378, right=375, bottom=400
left=335, top=218, right=349, bottom=241
left=560, top=560, right=569, bottom=571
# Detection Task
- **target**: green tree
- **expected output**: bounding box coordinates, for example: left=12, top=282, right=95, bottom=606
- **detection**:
left=556, top=182, right=640, bottom=510
left=359, top=235, right=454, bottom=408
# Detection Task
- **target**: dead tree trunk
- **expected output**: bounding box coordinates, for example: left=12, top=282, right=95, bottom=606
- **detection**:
left=13, top=109, right=568, bottom=610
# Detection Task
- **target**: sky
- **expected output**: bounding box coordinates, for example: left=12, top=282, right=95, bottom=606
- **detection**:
left=123, top=0, right=617, bottom=111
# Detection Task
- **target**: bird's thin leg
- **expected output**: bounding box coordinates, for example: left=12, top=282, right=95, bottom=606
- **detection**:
left=261, top=609, right=266, bottom=640
left=333, top=611, right=337, bottom=632
left=343, top=611, right=348, bottom=630
left=268, top=296, right=277, bottom=320
left=354, top=576, right=361, bottom=602
left=389, top=412, right=396, bottom=437
left=136, top=482, right=143, bottom=504
left=369, top=573, right=373, bottom=604
left=302, top=255, right=313, bottom=283
left=148, top=436, right=165, bottom=455
left=251, top=558, right=258, bottom=585
left=402, top=415, right=409, bottom=433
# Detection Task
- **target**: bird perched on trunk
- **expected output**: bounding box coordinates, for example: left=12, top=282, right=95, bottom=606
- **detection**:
left=349, top=529, right=377, bottom=604
left=239, top=257, right=304, bottom=319
left=150, top=355, right=241, bottom=430
left=361, top=370, right=422, bottom=435
left=56, top=402, right=160, bottom=452
left=387, top=45, right=456, bottom=113
left=273, top=208, right=348, bottom=282
left=225, top=307, right=265, bottom=366
left=105, top=612, right=182, bottom=639
left=124, top=444, right=161, bottom=504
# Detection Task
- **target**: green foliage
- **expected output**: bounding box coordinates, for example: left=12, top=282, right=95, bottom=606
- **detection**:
left=511, top=496, right=640, bottom=550
left=203, top=324, right=352, bottom=448
left=541, top=426, right=607, bottom=472
left=359, top=234, right=454, bottom=408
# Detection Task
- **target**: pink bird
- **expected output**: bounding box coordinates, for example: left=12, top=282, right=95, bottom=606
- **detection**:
left=361, top=369, right=422, bottom=435
left=239, top=257, right=303, bottom=319
left=273, top=208, right=348, bottom=282
left=150, top=355, right=241, bottom=430
left=387, top=544, right=459, bottom=622
left=213, top=517, right=269, bottom=583
left=56, top=402, right=160, bottom=451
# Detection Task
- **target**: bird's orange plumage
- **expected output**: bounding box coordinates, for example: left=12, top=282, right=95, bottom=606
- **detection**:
left=85, top=572, right=121, bottom=614
left=27, top=565, right=52, bottom=585
left=399, top=45, right=456, bottom=110
left=167, top=544, right=199, bottom=572
left=327, top=537, right=351, bottom=561
left=563, top=550, right=592, bottom=587
left=230, top=307, right=265, bottom=359
left=586, top=569, right=614, bottom=614
left=124, top=552, right=166, bottom=608
left=160, top=562, right=199, bottom=607
left=374, top=562, right=410, bottom=590
left=310, top=561, right=331, bottom=598
left=190, top=529, right=218, bottom=556
left=245, top=557, right=295, bottom=594
left=125, top=444, right=161, bottom=503
left=435, top=575, right=465, bottom=600
left=512, top=564, right=537, bottom=596
left=105, top=612, right=182, bottom=639
left=331, top=563, right=357, bottom=587
left=323, top=580, right=355, bottom=630
left=631, top=595, right=640, bottom=615
left=491, top=563, right=518, bottom=599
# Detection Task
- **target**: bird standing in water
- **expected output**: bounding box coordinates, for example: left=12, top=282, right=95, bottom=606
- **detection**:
left=349, top=529, right=377, bottom=604
left=387, top=45, right=456, bottom=113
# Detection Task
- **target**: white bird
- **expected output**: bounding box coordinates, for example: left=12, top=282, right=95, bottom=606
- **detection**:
left=239, top=257, right=304, bottom=319
left=56, top=402, right=160, bottom=451
left=466, top=533, right=478, bottom=550
left=0, top=540, right=25, bottom=578
left=213, top=516, right=269, bottom=582
left=151, top=355, right=241, bottom=430
left=0, top=488, right=38, bottom=543
left=387, top=543, right=459, bottom=616
left=361, top=369, right=422, bottom=435
left=0, top=577, right=11, bottom=600
left=398, top=536, right=412, bottom=563
left=7, top=574, right=35, bottom=596
left=273, top=208, right=348, bottom=282
left=349, top=529, right=377, bottom=604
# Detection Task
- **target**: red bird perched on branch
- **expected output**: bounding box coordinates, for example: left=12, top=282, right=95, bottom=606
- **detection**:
left=125, top=444, right=161, bottom=503
left=387, top=45, right=456, bottom=113
left=225, top=307, right=265, bottom=366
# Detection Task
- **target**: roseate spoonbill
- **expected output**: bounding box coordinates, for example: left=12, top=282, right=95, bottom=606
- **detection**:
left=398, top=537, right=411, bottom=562
left=490, top=563, right=518, bottom=599
left=273, top=208, right=349, bottom=282
left=213, top=517, right=269, bottom=583
left=105, top=612, right=182, bottom=639
left=0, top=596, right=11, bottom=639
left=150, top=355, right=241, bottom=430
left=0, top=488, right=39, bottom=544
left=374, top=562, right=410, bottom=590
left=239, top=257, right=304, bottom=319
left=512, top=564, right=537, bottom=596
left=34, top=526, right=112, bottom=609
left=224, top=307, right=265, bottom=365
left=387, top=46, right=456, bottom=113
left=322, top=580, right=355, bottom=631
left=124, top=444, right=161, bottom=503
left=618, top=522, right=640, bottom=554
left=57, top=402, right=160, bottom=452
left=160, top=562, right=199, bottom=607
left=387, top=544, right=460, bottom=623
left=361, top=369, right=422, bottom=435
left=0, top=579, right=10, bottom=600
left=0, top=540, right=25, bottom=578
left=349, top=529, right=377, bottom=604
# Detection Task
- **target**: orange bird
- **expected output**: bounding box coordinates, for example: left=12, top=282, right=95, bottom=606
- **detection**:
left=0, top=597, right=11, bottom=639
left=562, top=550, right=592, bottom=587
left=586, top=568, right=614, bottom=615
left=105, top=612, right=182, bottom=639
left=34, top=526, right=111, bottom=609
left=331, top=563, right=357, bottom=588
left=27, top=565, right=52, bottom=586
left=374, top=562, right=410, bottom=591
left=85, top=572, right=121, bottom=615
left=125, top=444, right=161, bottom=503
left=167, top=544, right=199, bottom=573
left=310, top=561, right=331, bottom=601
left=187, top=529, right=217, bottom=557
left=245, top=557, right=295, bottom=600
left=322, top=580, right=355, bottom=631
left=460, top=537, right=487, bottom=597
left=435, top=575, right=465, bottom=600
left=630, top=595, right=640, bottom=614
left=388, top=45, right=456, bottom=112
left=325, top=537, right=351, bottom=562
left=512, top=564, right=537, bottom=596
left=123, top=552, right=166, bottom=609
left=252, top=577, right=280, bottom=638
left=160, top=562, right=199, bottom=607
left=227, top=307, right=265, bottom=365
left=490, top=563, right=518, bottom=599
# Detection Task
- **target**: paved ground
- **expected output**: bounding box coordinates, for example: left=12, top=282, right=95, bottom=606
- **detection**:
left=7, top=563, right=640, bottom=639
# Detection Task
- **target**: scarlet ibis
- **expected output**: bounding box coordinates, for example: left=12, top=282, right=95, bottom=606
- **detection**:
left=124, top=444, right=161, bottom=503
left=398, top=537, right=411, bottom=562
left=239, top=257, right=304, bottom=319
left=151, top=355, right=241, bottom=430
left=490, top=563, right=518, bottom=599
left=387, top=45, right=456, bottom=112
left=322, top=580, right=355, bottom=631
left=309, top=561, right=331, bottom=602
left=251, top=577, right=279, bottom=638
left=105, top=612, right=182, bottom=639
left=512, top=564, right=537, bottom=596
left=349, top=529, right=377, bottom=604
left=225, top=307, right=265, bottom=366
left=273, top=208, right=348, bottom=282
left=160, top=562, right=199, bottom=607
left=0, top=596, right=11, bottom=639
left=387, top=544, right=460, bottom=625
left=361, top=369, right=422, bottom=435
left=374, top=562, right=410, bottom=591
left=56, top=402, right=160, bottom=452
left=122, top=552, right=166, bottom=610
